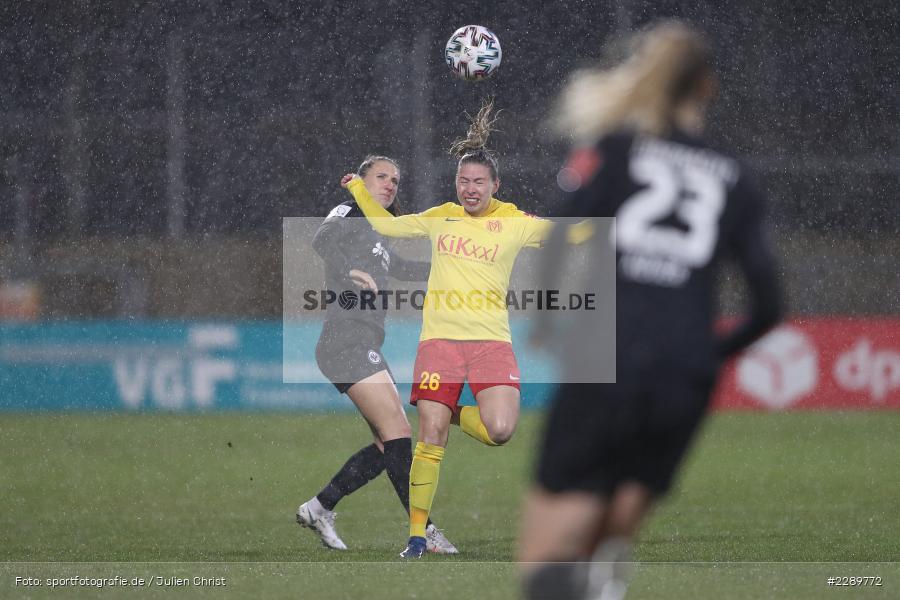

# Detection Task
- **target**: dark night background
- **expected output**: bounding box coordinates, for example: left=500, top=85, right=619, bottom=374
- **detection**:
left=0, top=0, right=896, bottom=316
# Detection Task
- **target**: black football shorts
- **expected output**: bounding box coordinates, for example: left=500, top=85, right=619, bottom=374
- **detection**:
left=535, top=377, right=714, bottom=496
left=315, top=321, right=393, bottom=394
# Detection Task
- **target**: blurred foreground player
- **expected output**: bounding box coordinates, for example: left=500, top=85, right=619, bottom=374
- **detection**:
left=518, top=21, right=783, bottom=599
left=296, top=155, right=456, bottom=554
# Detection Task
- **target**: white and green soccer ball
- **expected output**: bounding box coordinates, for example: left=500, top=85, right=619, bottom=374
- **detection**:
left=444, top=25, right=502, bottom=81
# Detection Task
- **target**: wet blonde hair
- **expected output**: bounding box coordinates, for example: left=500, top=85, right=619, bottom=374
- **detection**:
left=555, top=20, right=713, bottom=142
left=449, top=97, right=501, bottom=180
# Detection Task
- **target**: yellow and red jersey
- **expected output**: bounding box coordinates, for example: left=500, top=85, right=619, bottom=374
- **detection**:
left=347, top=178, right=589, bottom=342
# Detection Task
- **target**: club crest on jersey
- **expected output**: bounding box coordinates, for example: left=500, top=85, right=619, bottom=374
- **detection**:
left=487, top=219, right=502, bottom=233
left=367, top=350, right=382, bottom=364
left=372, top=242, right=390, bottom=269
left=326, top=204, right=352, bottom=219
left=437, top=234, right=499, bottom=263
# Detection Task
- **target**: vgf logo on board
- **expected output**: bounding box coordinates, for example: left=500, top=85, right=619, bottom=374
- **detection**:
left=113, top=326, right=238, bottom=409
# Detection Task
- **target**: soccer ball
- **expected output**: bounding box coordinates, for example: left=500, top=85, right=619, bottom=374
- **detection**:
left=444, top=25, right=502, bottom=81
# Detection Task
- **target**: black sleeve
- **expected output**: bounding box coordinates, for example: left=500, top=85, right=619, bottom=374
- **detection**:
left=716, top=175, right=784, bottom=358
left=312, top=214, right=356, bottom=285
left=389, top=253, right=431, bottom=281
left=553, top=136, right=621, bottom=219
left=533, top=139, right=616, bottom=338
left=530, top=214, right=569, bottom=342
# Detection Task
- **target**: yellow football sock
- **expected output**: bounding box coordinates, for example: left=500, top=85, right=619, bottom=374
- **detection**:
left=460, top=406, right=499, bottom=446
left=409, top=441, right=444, bottom=538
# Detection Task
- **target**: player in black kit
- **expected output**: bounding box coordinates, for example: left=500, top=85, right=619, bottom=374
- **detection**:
left=518, top=21, right=783, bottom=599
left=296, top=156, right=457, bottom=554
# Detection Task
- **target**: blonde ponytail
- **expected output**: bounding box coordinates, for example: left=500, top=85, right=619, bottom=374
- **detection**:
left=450, top=97, right=502, bottom=179
left=555, top=20, right=712, bottom=142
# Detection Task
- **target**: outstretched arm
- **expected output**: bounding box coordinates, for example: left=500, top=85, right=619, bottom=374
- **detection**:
left=521, top=214, right=596, bottom=248
left=528, top=215, right=570, bottom=347
left=528, top=144, right=612, bottom=345
left=343, top=175, right=430, bottom=238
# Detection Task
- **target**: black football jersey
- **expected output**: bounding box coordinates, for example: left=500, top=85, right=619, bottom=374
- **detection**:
left=551, top=129, right=782, bottom=379
left=312, top=200, right=430, bottom=335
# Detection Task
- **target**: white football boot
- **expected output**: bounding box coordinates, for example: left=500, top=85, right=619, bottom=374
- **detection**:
left=425, top=523, right=459, bottom=554
left=585, top=536, right=633, bottom=600
left=296, top=501, right=347, bottom=550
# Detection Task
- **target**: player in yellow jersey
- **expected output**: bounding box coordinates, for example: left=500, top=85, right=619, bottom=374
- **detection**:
left=341, top=100, right=587, bottom=558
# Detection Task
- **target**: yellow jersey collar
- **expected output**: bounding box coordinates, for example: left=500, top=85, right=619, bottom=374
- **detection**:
left=470, top=197, right=501, bottom=217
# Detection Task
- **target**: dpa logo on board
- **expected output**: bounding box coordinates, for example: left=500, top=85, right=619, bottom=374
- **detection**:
left=736, top=327, right=818, bottom=410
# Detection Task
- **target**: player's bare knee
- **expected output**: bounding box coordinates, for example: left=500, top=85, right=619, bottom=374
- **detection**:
left=396, top=421, right=413, bottom=439
left=419, top=421, right=450, bottom=446
left=485, top=420, right=516, bottom=445
left=490, top=429, right=513, bottom=445
left=374, top=414, right=412, bottom=443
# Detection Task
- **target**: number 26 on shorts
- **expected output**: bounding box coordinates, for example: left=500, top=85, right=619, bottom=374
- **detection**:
left=419, top=371, right=441, bottom=391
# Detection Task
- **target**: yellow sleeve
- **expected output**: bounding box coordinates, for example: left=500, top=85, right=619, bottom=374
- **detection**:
left=565, top=220, right=595, bottom=244
left=347, top=178, right=430, bottom=238
left=520, top=212, right=595, bottom=247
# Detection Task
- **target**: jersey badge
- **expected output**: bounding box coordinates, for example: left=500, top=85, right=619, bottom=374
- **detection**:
left=326, top=204, right=352, bottom=219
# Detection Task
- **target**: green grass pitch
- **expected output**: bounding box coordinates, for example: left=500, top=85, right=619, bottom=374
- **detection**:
left=1, top=411, right=898, bottom=598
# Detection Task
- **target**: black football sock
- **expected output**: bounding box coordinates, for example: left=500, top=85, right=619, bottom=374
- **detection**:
left=316, top=443, right=385, bottom=511
left=382, top=437, right=413, bottom=512
left=382, top=437, right=434, bottom=528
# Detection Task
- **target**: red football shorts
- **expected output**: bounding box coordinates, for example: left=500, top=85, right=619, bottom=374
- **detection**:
left=409, top=339, right=521, bottom=410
